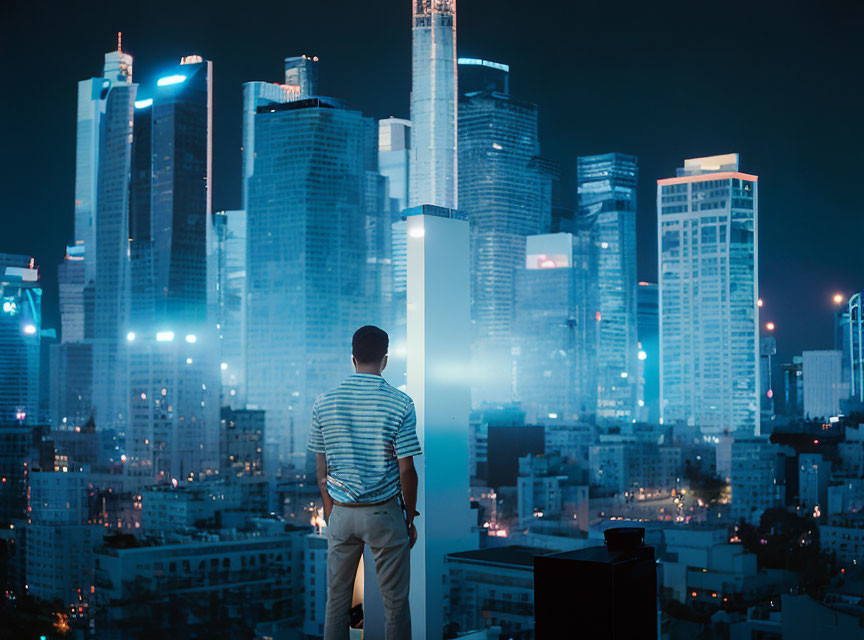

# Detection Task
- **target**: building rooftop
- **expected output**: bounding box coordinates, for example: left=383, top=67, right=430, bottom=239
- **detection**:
left=447, top=545, right=550, bottom=568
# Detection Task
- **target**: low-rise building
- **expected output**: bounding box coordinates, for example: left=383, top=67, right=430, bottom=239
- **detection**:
left=730, top=437, right=782, bottom=524
left=94, top=522, right=307, bottom=636
left=660, top=526, right=796, bottom=606
left=445, top=546, right=545, bottom=638
left=822, top=513, right=864, bottom=567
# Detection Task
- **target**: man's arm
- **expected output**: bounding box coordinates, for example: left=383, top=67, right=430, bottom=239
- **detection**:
left=399, top=456, right=419, bottom=548
left=316, top=452, right=334, bottom=521
left=398, top=457, right=418, bottom=523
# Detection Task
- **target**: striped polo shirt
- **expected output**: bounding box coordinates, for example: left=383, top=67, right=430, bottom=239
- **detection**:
left=307, top=373, right=422, bottom=504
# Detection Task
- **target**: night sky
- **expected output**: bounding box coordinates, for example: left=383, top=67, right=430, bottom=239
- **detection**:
left=2, top=0, right=862, bottom=371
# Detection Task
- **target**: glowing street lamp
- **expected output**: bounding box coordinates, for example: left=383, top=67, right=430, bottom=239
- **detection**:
left=765, top=322, right=775, bottom=332
left=833, top=293, right=845, bottom=306
left=757, top=298, right=764, bottom=308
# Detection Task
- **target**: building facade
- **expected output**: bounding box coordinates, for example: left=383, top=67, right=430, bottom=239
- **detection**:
left=409, top=0, right=457, bottom=209
left=513, top=234, right=595, bottom=423
left=460, top=87, right=555, bottom=403
left=207, top=210, right=247, bottom=406
left=1, top=255, right=42, bottom=425
left=578, top=153, right=639, bottom=421
left=245, top=97, right=383, bottom=460
left=637, top=282, right=660, bottom=423
left=657, top=154, right=759, bottom=435
left=802, top=350, right=846, bottom=420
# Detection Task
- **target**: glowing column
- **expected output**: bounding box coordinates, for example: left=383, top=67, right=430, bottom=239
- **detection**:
left=407, top=205, right=475, bottom=637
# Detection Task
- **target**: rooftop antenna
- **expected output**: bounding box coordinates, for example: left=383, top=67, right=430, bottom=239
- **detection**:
left=117, top=31, right=122, bottom=53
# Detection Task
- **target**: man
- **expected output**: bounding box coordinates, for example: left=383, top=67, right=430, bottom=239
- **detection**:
left=308, top=325, right=421, bottom=640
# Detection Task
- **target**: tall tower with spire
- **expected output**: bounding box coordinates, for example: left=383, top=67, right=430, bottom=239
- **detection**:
left=409, top=0, right=457, bottom=209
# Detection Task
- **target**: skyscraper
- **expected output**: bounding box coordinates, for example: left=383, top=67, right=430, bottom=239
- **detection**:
left=760, top=335, right=777, bottom=423
left=241, top=82, right=297, bottom=212
left=125, top=330, right=219, bottom=487
left=513, top=234, right=595, bottom=423
left=150, top=57, right=212, bottom=327
left=381, top=118, right=412, bottom=389
left=284, top=55, right=319, bottom=98
left=129, top=56, right=213, bottom=329
left=657, top=154, right=759, bottom=435
left=409, top=0, right=457, bottom=209
left=90, top=61, right=136, bottom=430
left=457, top=57, right=509, bottom=95
left=125, top=56, right=219, bottom=486
left=459, top=70, right=556, bottom=402
left=577, top=152, right=639, bottom=421
left=802, top=350, right=846, bottom=420
left=245, top=96, right=384, bottom=460
left=849, top=292, right=864, bottom=404
left=55, top=44, right=133, bottom=431
left=379, top=117, right=411, bottom=214
left=0, top=254, right=41, bottom=425
left=637, top=282, right=660, bottom=424
left=207, top=210, right=247, bottom=407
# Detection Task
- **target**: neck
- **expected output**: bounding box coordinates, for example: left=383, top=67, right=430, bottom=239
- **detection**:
left=354, top=367, right=381, bottom=376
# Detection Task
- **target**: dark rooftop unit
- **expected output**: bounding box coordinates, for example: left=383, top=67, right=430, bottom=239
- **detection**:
left=534, top=527, right=657, bottom=639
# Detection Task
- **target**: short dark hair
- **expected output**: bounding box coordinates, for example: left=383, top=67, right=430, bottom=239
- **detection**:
left=352, top=326, right=389, bottom=364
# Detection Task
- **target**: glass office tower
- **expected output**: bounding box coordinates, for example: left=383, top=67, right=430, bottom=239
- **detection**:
left=636, top=282, right=660, bottom=424
left=380, top=118, right=412, bottom=388
left=284, top=55, right=319, bottom=98
left=657, top=154, right=759, bottom=435
left=91, top=76, right=136, bottom=430
left=207, top=210, right=247, bottom=407
left=69, top=47, right=135, bottom=431
left=410, top=0, right=457, bottom=209
left=0, top=255, right=41, bottom=425
left=246, top=97, right=384, bottom=460
left=241, top=82, right=296, bottom=212
left=851, top=292, right=864, bottom=404
left=149, top=57, right=212, bottom=328
left=577, top=153, right=639, bottom=422
left=125, top=57, right=218, bottom=486
left=514, top=234, right=595, bottom=424
left=50, top=247, right=93, bottom=429
left=379, top=117, right=411, bottom=214
left=459, top=85, right=556, bottom=403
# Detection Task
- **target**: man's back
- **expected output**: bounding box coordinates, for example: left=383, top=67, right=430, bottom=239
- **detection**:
left=310, top=373, right=419, bottom=504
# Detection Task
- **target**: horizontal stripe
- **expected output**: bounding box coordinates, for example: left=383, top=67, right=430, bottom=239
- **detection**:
left=307, top=373, right=421, bottom=504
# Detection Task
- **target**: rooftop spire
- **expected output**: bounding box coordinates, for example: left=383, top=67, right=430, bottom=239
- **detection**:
left=117, top=31, right=122, bottom=53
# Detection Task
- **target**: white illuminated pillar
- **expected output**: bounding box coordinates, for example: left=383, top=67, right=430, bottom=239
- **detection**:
left=408, top=206, right=475, bottom=638
left=364, top=206, right=475, bottom=639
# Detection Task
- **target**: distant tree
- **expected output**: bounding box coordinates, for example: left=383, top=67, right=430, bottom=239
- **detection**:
left=683, top=460, right=726, bottom=505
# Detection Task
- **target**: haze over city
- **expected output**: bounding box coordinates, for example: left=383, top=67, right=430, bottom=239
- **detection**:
left=1, top=1, right=863, bottom=639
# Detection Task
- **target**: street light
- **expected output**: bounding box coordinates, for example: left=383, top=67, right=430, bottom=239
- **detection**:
left=765, top=322, right=775, bottom=332
left=833, top=293, right=845, bottom=306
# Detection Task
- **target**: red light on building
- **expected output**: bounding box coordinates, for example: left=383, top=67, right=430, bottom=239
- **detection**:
left=595, top=312, right=602, bottom=322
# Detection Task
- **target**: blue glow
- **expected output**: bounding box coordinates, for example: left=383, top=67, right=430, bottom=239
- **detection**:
left=185, top=334, right=197, bottom=343
left=157, top=74, right=187, bottom=87
left=134, top=98, right=153, bottom=109
left=23, top=324, right=36, bottom=335
left=457, top=57, right=509, bottom=73
left=126, top=331, right=136, bottom=341
left=156, top=331, right=175, bottom=342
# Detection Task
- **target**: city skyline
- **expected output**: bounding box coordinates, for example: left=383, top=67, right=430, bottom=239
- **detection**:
left=3, top=2, right=863, bottom=373
left=3, top=2, right=864, bottom=638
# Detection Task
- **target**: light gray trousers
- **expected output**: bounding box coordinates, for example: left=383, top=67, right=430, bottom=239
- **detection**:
left=325, top=498, right=411, bottom=640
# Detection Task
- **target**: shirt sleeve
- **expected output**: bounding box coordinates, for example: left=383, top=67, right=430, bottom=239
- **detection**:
left=307, top=397, right=325, bottom=454
left=394, top=400, right=422, bottom=459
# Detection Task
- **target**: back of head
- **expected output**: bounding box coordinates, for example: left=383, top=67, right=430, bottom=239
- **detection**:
left=352, top=325, right=388, bottom=364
